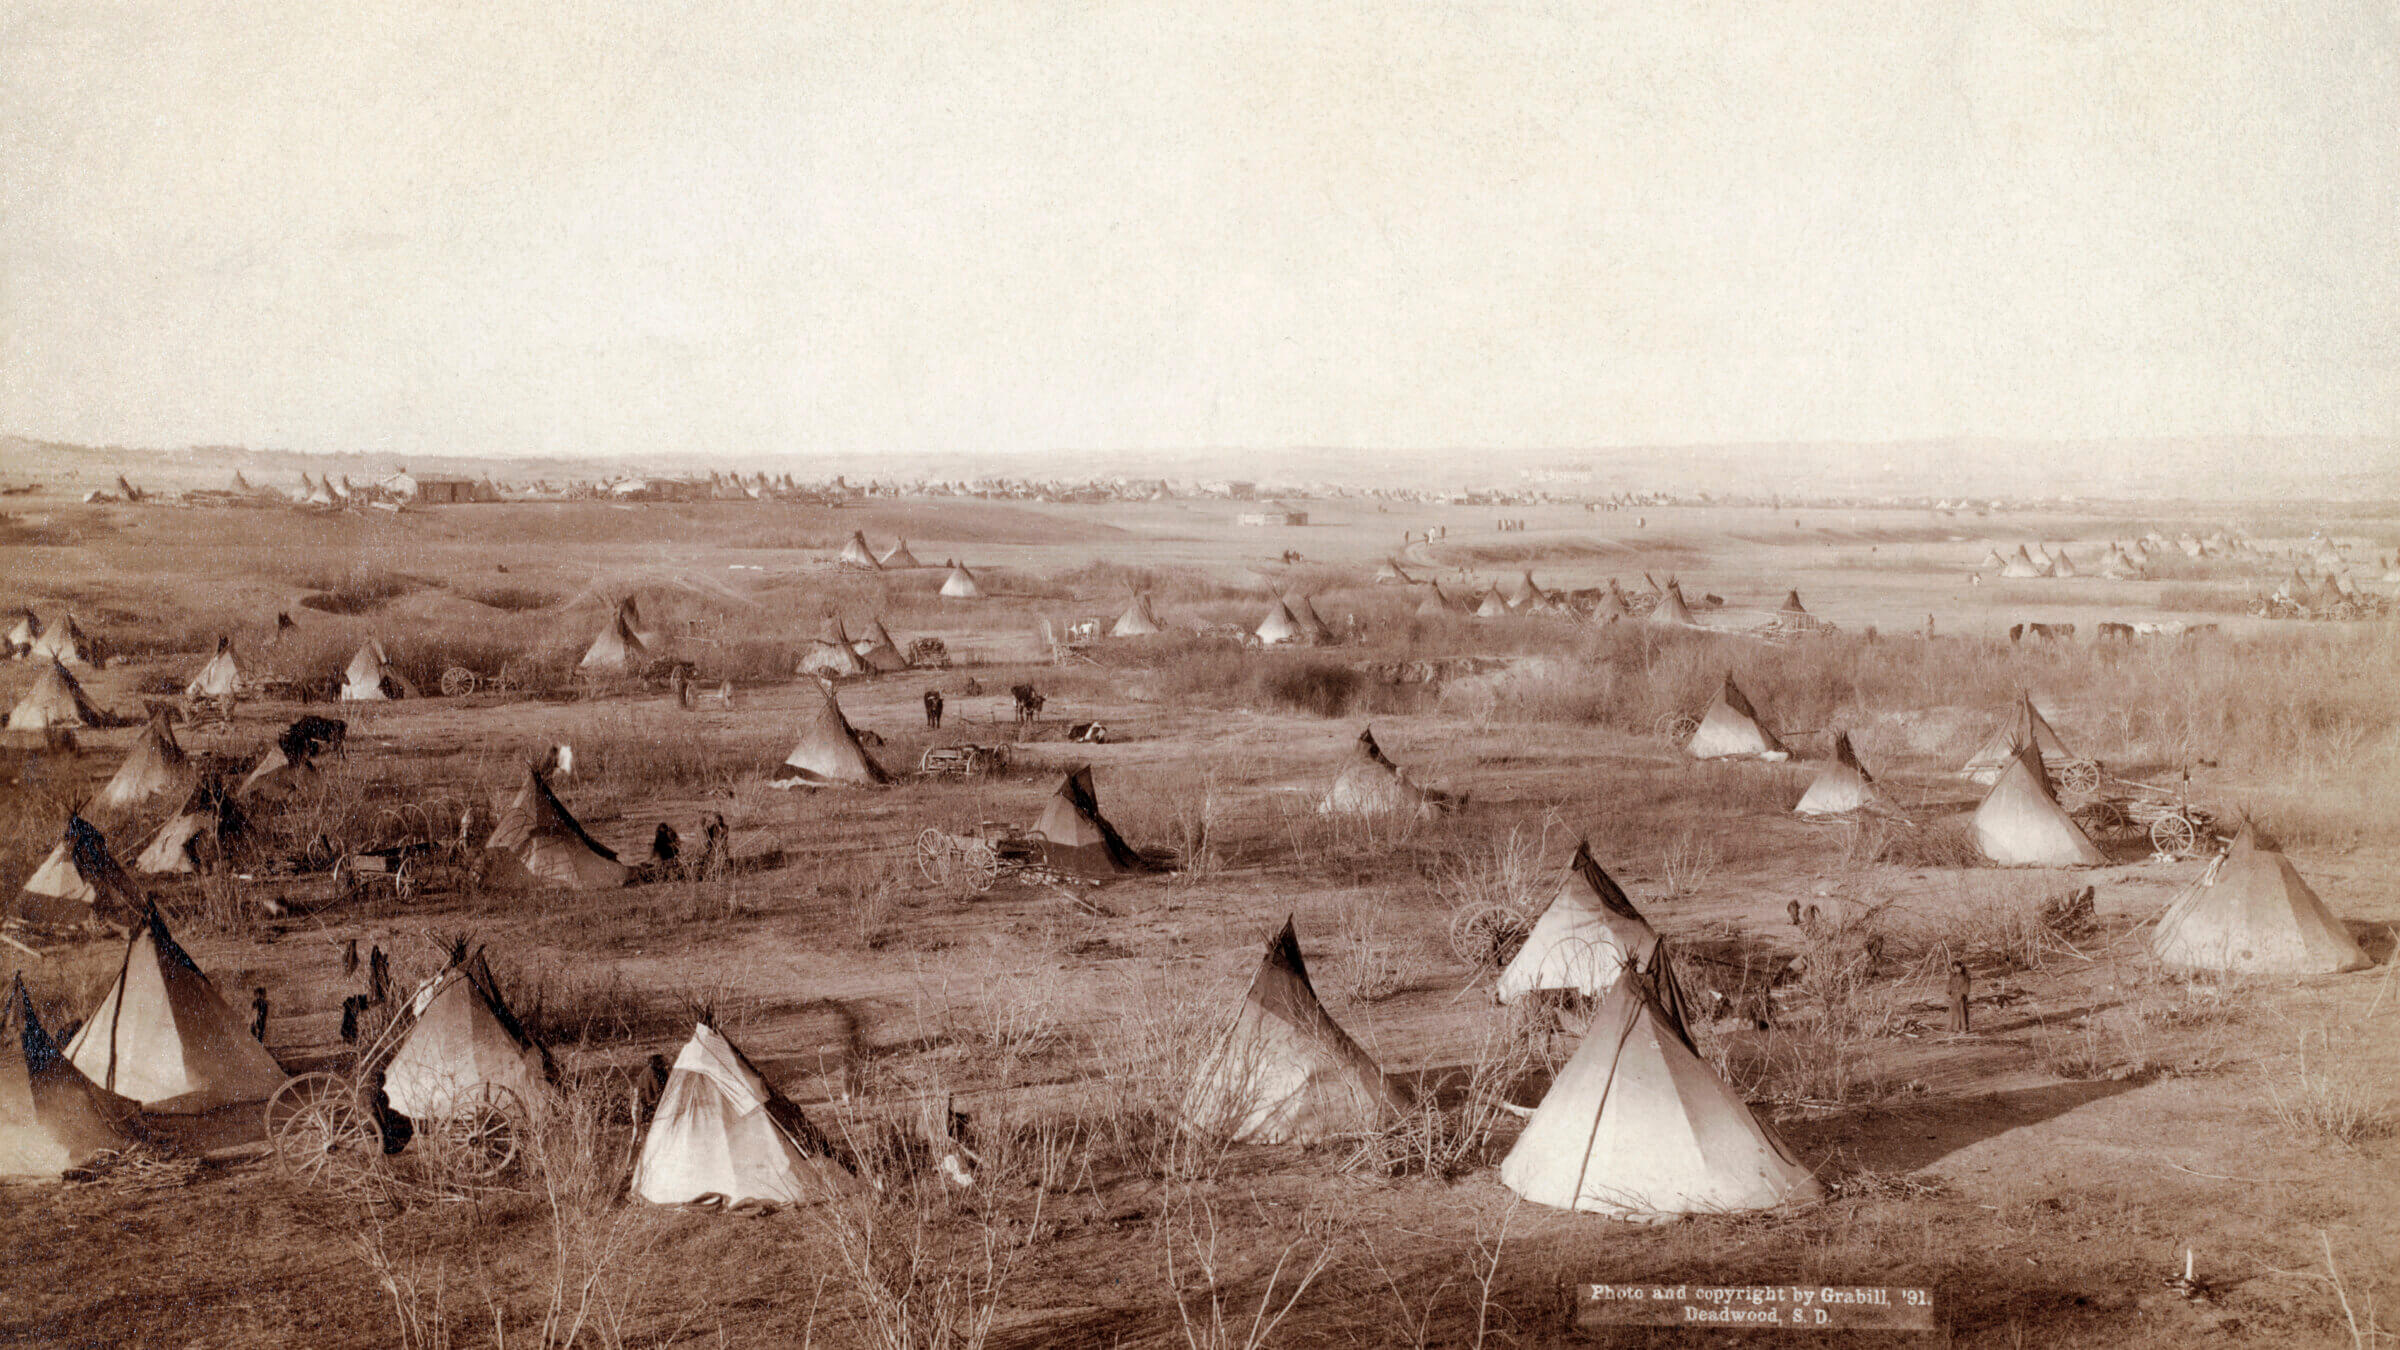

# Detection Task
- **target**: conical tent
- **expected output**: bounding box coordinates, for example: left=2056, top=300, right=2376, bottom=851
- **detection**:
left=1980, top=549, right=2008, bottom=570
left=939, top=563, right=985, bottom=599
left=618, top=595, right=659, bottom=647
left=1999, top=546, right=2044, bottom=578
left=878, top=539, right=922, bottom=568
left=798, top=617, right=872, bottom=679
left=1321, top=726, right=1438, bottom=817
left=486, top=768, right=628, bottom=889
left=633, top=1022, right=858, bottom=1207
left=185, top=637, right=243, bottom=699
left=1255, top=598, right=1305, bottom=644
left=17, top=815, right=141, bottom=931
left=1504, top=571, right=1541, bottom=607
left=1590, top=586, right=1630, bottom=623
left=1179, top=919, right=1410, bottom=1143
left=1373, top=557, right=1415, bottom=585
left=29, top=614, right=92, bottom=667
left=1416, top=582, right=1462, bottom=616
left=838, top=532, right=881, bottom=568
left=1777, top=590, right=1807, bottom=615
left=1972, top=743, right=2105, bottom=866
left=7, top=658, right=105, bottom=730
left=1287, top=593, right=1336, bottom=643
left=1473, top=588, right=1512, bottom=619
left=1794, top=732, right=1880, bottom=815
left=2151, top=827, right=2370, bottom=974
left=2051, top=549, right=2078, bottom=578
left=383, top=954, right=549, bottom=1121
left=93, top=711, right=190, bottom=813
left=1960, top=695, right=2074, bottom=782
left=579, top=605, right=649, bottom=671
left=768, top=682, right=889, bottom=786
left=1030, top=766, right=1148, bottom=877
left=5, top=609, right=37, bottom=652
left=1111, top=594, right=1165, bottom=638
left=1686, top=675, right=1786, bottom=760
left=1496, top=843, right=1660, bottom=1003
left=1499, top=970, right=1822, bottom=1217
left=4, top=975, right=145, bottom=1178
left=136, top=809, right=214, bottom=875
left=1649, top=583, right=1698, bottom=627
left=65, top=909, right=287, bottom=1113
left=856, top=618, right=909, bottom=672
left=235, top=744, right=313, bottom=800
left=339, top=639, right=395, bottom=701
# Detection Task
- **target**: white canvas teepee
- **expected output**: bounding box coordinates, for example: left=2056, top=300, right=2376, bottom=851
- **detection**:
left=1111, top=594, right=1165, bottom=638
left=383, top=954, right=549, bottom=1121
left=338, top=640, right=396, bottom=701
left=1999, top=546, right=2044, bottom=578
left=1496, top=843, right=1660, bottom=1003
left=1686, top=676, right=1787, bottom=760
left=185, top=637, right=244, bottom=699
left=17, top=816, right=139, bottom=932
left=1030, top=766, right=1149, bottom=878
left=632, top=1022, right=858, bottom=1208
left=878, top=539, right=922, bottom=568
left=92, top=712, right=190, bottom=813
left=1416, top=582, right=1463, bottom=616
left=1472, top=588, right=1512, bottom=619
left=579, top=605, right=649, bottom=671
left=1254, top=598, right=1306, bottom=644
left=1648, top=583, right=1698, bottom=627
left=939, top=563, right=985, bottom=599
left=1179, top=919, right=1410, bottom=1143
left=1972, top=743, right=2104, bottom=866
left=1286, top=594, right=1336, bottom=643
left=136, top=810, right=214, bottom=875
left=838, top=532, right=881, bottom=568
left=4, top=976, right=146, bottom=1179
left=855, top=618, right=909, bottom=673
left=2150, top=827, right=2370, bottom=974
left=767, top=682, right=889, bottom=786
left=7, top=609, right=41, bottom=654
left=1500, top=970, right=1822, bottom=1217
left=799, top=617, right=873, bottom=680
left=1960, top=695, right=2075, bottom=782
left=27, top=614, right=93, bottom=668
left=1793, top=732, right=1880, bottom=816
left=65, top=910, right=288, bottom=1114
left=1320, top=727, right=1443, bottom=818
left=486, top=768, right=629, bottom=889
left=7, top=658, right=105, bottom=730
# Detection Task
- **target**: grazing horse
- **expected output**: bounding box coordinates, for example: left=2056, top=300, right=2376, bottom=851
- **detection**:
left=2096, top=622, right=2135, bottom=641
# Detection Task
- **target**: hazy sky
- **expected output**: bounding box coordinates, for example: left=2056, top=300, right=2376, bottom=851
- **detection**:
left=4, top=1, right=2394, bottom=463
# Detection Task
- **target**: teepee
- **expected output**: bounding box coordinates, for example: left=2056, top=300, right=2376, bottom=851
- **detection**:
left=135, top=808, right=215, bottom=876
left=338, top=639, right=398, bottom=701
left=1255, top=598, right=1306, bottom=645
left=1960, top=695, right=2074, bottom=782
left=65, top=909, right=287, bottom=1113
left=2050, top=548, right=2078, bottom=578
left=579, top=605, right=649, bottom=672
left=1590, top=585, right=1630, bottom=623
left=185, top=636, right=243, bottom=699
left=838, top=532, right=881, bottom=569
left=1972, top=743, right=2105, bottom=866
left=1030, top=766, right=1148, bottom=878
left=1287, top=593, right=1336, bottom=644
left=1999, top=546, right=2044, bottom=579
left=1686, top=675, right=1787, bottom=760
left=1496, top=843, right=1660, bottom=1003
left=768, top=681, right=889, bottom=786
left=2150, top=827, right=2370, bottom=974
left=486, top=768, right=629, bottom=890
left=234, top=743, right=313, bottom=800
left=1503, top=571, right=1542, bottom=608
left=855, top=618, right=909, bottom=672
left=1111, top=594, right=1165, bottom=638
left=1648, top=582, right=1698, bottom=627
left=28, top=613, right=93, bottom=668
left=1794, top=732, right=1880, bottom=816
left=939, top=563, right=985, bottom=599
left=1320, top=726, right=1445, bottom=817
left=1472, top=587, right=1511, bottom=619
left=1179, top=919, right=1410, bottom=1144
left=1373, top=557, right=1415, bottom=586
left=18, top=815, right=141, bottom=932
left=1979, top=548, right=2009, bottom=571
left=4, top=975, right=146, bottom=1179
left=1777, top=590, right=1808, bottom=616
left=92, top=711, right=190, bottom=813
left=5, top=608, right=37, bottom=654
left=1499, top=969, right=1822, bottom=1217
left=878, top=538, right=922, bottom=568
left=383, top=952, right=549, bottom=1121
left=632, top=1022, right=858, bottom=1207
left=1416, top=582, right=1463, bottom=616
left=7, top=658, right=105, bottom=730
left=798, top=617, right=873, bottom=679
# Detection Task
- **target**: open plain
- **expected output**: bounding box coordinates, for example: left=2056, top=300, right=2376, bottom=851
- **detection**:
left=3, top=480, right=2396, bottom=1349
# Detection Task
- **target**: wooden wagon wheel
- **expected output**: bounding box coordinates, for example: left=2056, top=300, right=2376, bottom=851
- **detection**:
left=268, top=1073, right=384, bottom=1193
left=2149, top=812, right=2200, bottom=859
left=425, top=1083, right=523, bottom=1184
left=1654, top=711, right=1700, bottom=746
left=2056, top=759, right=2103, bottom=796
left=966, top=842, right=1003, bottom=893
left=439, top=667, right=478, bottom=698
left=916, top=829, right=952, bottom=885
left=1449, top=904, right=1529, bottom=967
left=2073, top=801, right=2128, bottom=834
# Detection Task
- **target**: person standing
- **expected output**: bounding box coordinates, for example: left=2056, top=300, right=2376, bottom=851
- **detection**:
left=368, top=945, right=389, bottom=1005
left=1946, top=961, right=1972, bottom=1034
left=250, top=988, right=270, bottom=1042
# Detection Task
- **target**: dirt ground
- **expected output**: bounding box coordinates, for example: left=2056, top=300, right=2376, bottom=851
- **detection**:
left=2, top=487, right=2394, bottom=1348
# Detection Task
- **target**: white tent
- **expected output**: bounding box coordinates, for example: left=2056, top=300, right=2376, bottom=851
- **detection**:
left=338, top=639, right=398, bottom=701
left=1793, top=732, right=1881, bottom=816
left=92, top=711, right=190, bottom=813
left=185, top=637, right=244, bottom=699
left=2150, top=827, right=2370, bottom=974
left=767, top=681, right=889, bottom=786
left=136, top=810, right=214, bottom=876
left=1472, top=588, right=1511, bottom=619
left=1647, top=583, right=1698, bottom=627
left=486, top=768, right=629, bottom=889
left=1320, top=726, right=1445, bottom=818
left=1495, top=843, right=1659, bottom=1003
left=1686, top=675, right=1787, bottom=760
left=16, top=815, right=138, bottom=932
left=837, top=532, right=881, bottom=569
left=1960, top=695, right=2075, bottom=782
left=578, top=605, right=649, bottom=672
left=65, top=909, right=288, bottom=1114
left=1029, top=766, right=1151, bottom=878
left=6, top=658, right=105, bottom=730
left=799, top=616, right=873, bottom=680
left=383, top=954, right=548, bottom=1121
left=1110, top=594, right=1165, bottom=638
left=878, top=539, right=922, bottom=568
left=1499, top=970, right=1822, bottom=1217
left=4, top=975, right=146, bottom=1179
left=939, top=563, right=985, bottom=599
left=7, top=609, right=42, bottom=654
left=632, top=1022, right=858, bottom=1208
left=1972, top=743, right=2105, bottom=866
left=1286, top=593, right=1336, bottom=644
left=1254, top=598, right=1306, bottom=645
left=27, top=614, right=93, bottom=668
left=1179, top=919, right=1410, bottom=1143
left=854, top=618, right=910, bottom=673
left=1999, top=546, right=2045, bottom=578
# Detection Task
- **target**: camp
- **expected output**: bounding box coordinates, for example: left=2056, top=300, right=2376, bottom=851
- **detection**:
left=1793, top=731, right=1881, bottom=815
left=3, top=975, right=147, bottom=1179
left=65, top=908, right=288, bottom=1114
left=1972, top=742, right=2105, bottom=866
left=1179, top=918, right=1410, bottom=1143
left=6, top=658, right=106, bottom=730
left=1495, top=842, right=1660, bottom=1003
left=2150, top=826, right=2370, bottom=974
left=1286, top=593, right=1336, bottom=644
left=1999, top=546, right=2045, bottom=579
left=632, top=1022, right=858, bottom=1208
left=1686, top=675, right=1787, bottom=760
left=939, top=562, right=985, bottom=599
left=1416, top=581, right=1463, bottom=616
left=1028, top=766, right=1149, bottom=878
left=1110, top=593, right=1165, bottom=638
left=486, top=766, right=630, bottom=889
left=184, top=636, right=244, bottom=699
left=1320, top=726, right=1450, bottom=817
left=1500, top=968, right=1823, bottom=1217
left=92, top=709, right=191, bottom=813
left=382, top=951, right=551, bottom=1121
left=767, top=681, right=890, bottom=786
left=1372, top=557, right=1415, bottom=585
left=1960, top=695, right=2075, bottom=782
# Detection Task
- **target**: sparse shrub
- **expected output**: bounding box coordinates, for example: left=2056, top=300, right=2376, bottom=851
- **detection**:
left=1259, top=661, right=1362, bottom=718
left=2267, top=1030, right=2396, bottom=1147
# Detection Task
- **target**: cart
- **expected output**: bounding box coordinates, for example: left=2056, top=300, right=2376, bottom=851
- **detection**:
left=438, top=658, right=555, bottom=699
left=914, top=822, right=1072, bottom=892
left=2061, top=770, right=2218, bottom=859
left=262, top=1006, right=530, bottom=1200
left=907, top=637, right=951, bottom=669
left=918, top=744, right=1011, bottom=779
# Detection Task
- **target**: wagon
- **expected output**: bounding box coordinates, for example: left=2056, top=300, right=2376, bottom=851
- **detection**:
left=437, top=658, right=556, bottom=699
left=914, top=821, right=1073, bottom=891
left=2060, top=770, right=2218, bottom=859
left=918, top=744, right=1011, bottom=779
left=262, top=1010, right=529, bottom=1200
left=907, top=637, right=951, bottom=668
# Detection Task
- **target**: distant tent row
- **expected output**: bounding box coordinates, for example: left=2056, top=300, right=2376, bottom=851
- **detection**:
left=1257, top=593, right=1333, bottom=645
left=834, top=533, right=926, bottom=570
